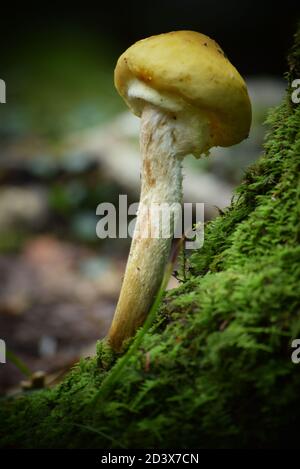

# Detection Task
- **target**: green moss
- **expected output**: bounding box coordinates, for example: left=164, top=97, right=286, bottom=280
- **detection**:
left=1, top=28, right=300, bottom=449
left=96, top=338, right=117, bottom=370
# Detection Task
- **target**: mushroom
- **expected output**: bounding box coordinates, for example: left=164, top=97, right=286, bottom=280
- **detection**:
left=108, top=31, right=251, bottom=351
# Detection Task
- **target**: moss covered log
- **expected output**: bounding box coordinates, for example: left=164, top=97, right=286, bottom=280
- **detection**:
left=1, top=28, right=300, bottom=449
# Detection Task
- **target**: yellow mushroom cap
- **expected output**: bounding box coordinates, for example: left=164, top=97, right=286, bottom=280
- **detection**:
left=114, top=31, right=251, bottom=149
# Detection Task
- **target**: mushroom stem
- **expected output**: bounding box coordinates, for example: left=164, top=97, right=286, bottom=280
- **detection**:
left=108, top=105, right=183, bottom=351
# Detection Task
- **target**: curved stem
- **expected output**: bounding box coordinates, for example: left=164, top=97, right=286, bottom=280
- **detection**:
left=108, top=105, right=183, bottom=351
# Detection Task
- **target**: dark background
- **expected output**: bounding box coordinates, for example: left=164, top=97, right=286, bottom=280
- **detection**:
left=0, top=0, right=299, bottom=76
